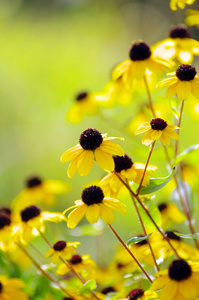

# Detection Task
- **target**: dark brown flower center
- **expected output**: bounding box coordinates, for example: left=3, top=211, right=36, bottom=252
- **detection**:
left=113, top=154, right=133, bottom=173
left=82, top=186, right=104, bottom=206
left=176, top=65, right=197, bottom=81
left=26, top=176, right=42, bottom=188
left=70, top=255, right=82, bottom=264
left=79, top=128, right=103, bottom=150
left=21, top=205, right=41, bottom=222
left=0, top=207, right=11, bottom=216
left=158, top=203, right=168, bottom=212
left=169, top=25, right=191, bottom=39
left=0, top=282, right=2, bottom=292
left=63, top=298, right=73, bottom=300
left=135, top=235, right=148, bottom=246
left=0, top=214, right=11, bottom=229
left=129, top=42, right=151, bottom=61
left=101, top=287, right=116, bottom=294
left=53, top=241, right=66, bottom=251
left=150, top=118, right=167, bottom=130
left=165, top=231, right=181, bottom=241
left=169, top=259, right=192, bottom=281
left=76, top=92, right=88, bottom=101
left=128, top=289, right=144, bottom=300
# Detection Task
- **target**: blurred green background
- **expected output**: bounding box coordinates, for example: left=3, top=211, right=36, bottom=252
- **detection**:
left=1, top=0, right=199, bottom=261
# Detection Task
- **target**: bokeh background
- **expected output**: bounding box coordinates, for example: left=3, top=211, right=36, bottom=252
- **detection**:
left=1, top=0, right=199, bottom=262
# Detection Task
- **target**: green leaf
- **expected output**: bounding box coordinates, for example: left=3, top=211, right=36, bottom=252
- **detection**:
left=139, top=168, right=176, bottom=195
left=127, top=233, right=152, bottom=246
left=139, top=200, right=161, bottom=230
left=174, top=232, right=199, bottom=239
left=78, top=280, right=97, bottom=295
left=171, top=144, right=199, bottom=167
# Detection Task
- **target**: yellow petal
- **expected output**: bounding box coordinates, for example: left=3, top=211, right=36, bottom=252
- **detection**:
left=67, top=205, right=87, bottom=229
left=77, top=150, right=94, bottom=176
left=45, top=248, right=55, bottom=258
left=158, top=77, right=178, bottom=89
left=151, top=275, right=170, bottom=290
left=164, top=128, right=179, bottom=140
left=112, top=60, right=131, bottom=80
left=67, top=155, right=79, bottom=178
left=99, top=203, right=114, bottom=223
left=95, top=148, right=114, bottom=171
left=160, top=280, right=178, bottom=300
left=86, top=204, right=100, bottom=223
left=151, top=130, right=162, bottom=140
left=103, top=198, right=126, bottom=214
left=134, top=123, right=151, bottom=135
left=179, top=279, right=198, bottom=300
left=166, top=82, right=179, bottom=98
left=61, top=144, right=83, bottom=163
left=100, top=141, right=124, bottom=156
left=141, top=130, right=153, bottom=146
left=176, top=81, right=191, bottom=101
left=191, top=79, right=199, bottom=100
left=52, top=251, right=60, bottom=264
left=160, top=131, right=171, bottom=145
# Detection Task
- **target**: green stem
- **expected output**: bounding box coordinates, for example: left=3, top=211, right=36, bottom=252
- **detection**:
left=143, top=75, right=156, bottom=118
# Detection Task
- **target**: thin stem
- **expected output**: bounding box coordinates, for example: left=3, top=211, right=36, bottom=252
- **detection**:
left=175, top=100, right=185, bottom=157
left=107, top=223, right=152, bottom=283
left=136, top=141, right=155, bottom=196
left=128, top=183, right=159, bottom=271
left=143, top=76, right=156, bottom=118
left=16, top=243, right=74, bottom=299
left=113, top=170, right=180, bottom=258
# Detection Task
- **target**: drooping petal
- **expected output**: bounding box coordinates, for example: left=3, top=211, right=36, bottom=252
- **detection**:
left=60, top=144, right=83, bottom=163
left=160, top=131, right=171, bottom=145
left=165, top=128, right=179, bottom=140
left=67, top=205, right=87, bottom=229
left=99, top=203, right=115, bottom=223
left=150, top=275, right=170, bottom=290
left=95, top=148, right=115, bottom=171
left=179, top=279, right=198, bottom=300
left=141, top=130, right=153, bottom=146
left=85, top=204, right=100, bottom=223
left=77, top=150, right=94, bottom=176
left=103, top=198, right=126, bottom=214
left=45, top=248, right=55, bottom=258
left=100, top=140, right=124, bottom=156
left=67, top=155, right=80, bottom=178
left=112, top=60, right=131, bottom=80
left=176, top=81, right=191, bottom=100
left=160, top=280, right=179, bottom=300
left=151, top=130, right=162, bottom=140
left=190, top=79, right=199, bottom=100
left=166, top=81, right=179, bottom=98
left=158, top=77, right=178, bottom=89
left=134, top=123, right=151, bottom=135
left=52, top=251, right=60, bottom=264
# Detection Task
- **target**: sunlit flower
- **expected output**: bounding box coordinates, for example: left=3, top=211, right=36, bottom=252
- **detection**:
left=158, top=202, right=185, bottom=228
left=64, top=185, right=126, bottom=229
left=45, top=240, right=80, bottom=264
left=18, top=205, right=65, bottom=244
left=170, top=0, right=196, bottom=10
left=61, top=128, right=124, bottom=178
left=56, top=254, right=96, bottom=277
left=12, top=176, right=70, bottom=212
left=112, top=41, right=171, bottom=89
left=158, top=64, right=199, bottom=101
left=186, top=9, right=199, bottom=29
left=0, top=276, right=28, bottom=300
left=152, top=25, right=199, bottom=64
left=66, top=91, right=99, bottom=124
left=100, top=154, right=157, bottom=197
left=135, top=118, right=179, bottom=146
left=163, top=231, right=199, bottom=261
left=151, top=259, right=199, bottom=300
left=127, top=289, right=158, bottom=300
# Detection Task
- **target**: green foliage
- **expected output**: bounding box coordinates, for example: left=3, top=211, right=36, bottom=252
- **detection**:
left=171, top=144, right=199, bottom=167
left=127, top=233, right=152, bottom=246
left=78, top=280, right=97, bottom=295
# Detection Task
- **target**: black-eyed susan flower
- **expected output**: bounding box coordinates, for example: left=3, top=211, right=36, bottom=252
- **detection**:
left=112, top=41, right=171, bottom=89
left=158, top=202, right=185, bottom=228
left=127, top=289, right=158, bottom=300
left=170, top=0, right=195, bottom=10
left=152, top=25, right=199, bottom=64
left=45, top=240, right=80, bottom=264
left=56, top=254, right=96, bottom=277
left=0, top=212, right=20, bottom=252
left=61, top=128, right=124, bottom=178
left=66, top=91, right=99, bottom=124
left=135, top=118, right=179, bottom=146
left=12, top=176, right=70, bottom=212
left=158, top=64, right=199, bottom=101
left=64, top=185, right=126, bottom=229
left=151, top=259, right=199, bottom=300
left=163, top=231, right=199, bottom=261
left=0, top=276, right=28, bottom=300
left=100, top=154, right=157, bottom=197
left=186, top=9, right=199, bottom=29
left=18, top=205, right=65, bottom=244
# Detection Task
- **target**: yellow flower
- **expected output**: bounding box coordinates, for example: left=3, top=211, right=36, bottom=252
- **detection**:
left=56, top=254, right=96, bottom=277
left=66, top=91, right=99, bottom=124
left=151, top=259, right=199, bottom=300
left=158, top=202, right=185, bottom=228
left=100, top=154, right=157, bottom=197
left=12, top=176, right=70, bottom=212
left=170, top=0, right=196, bottom=10
left=158, top=64, right=199, bottom=101
left=135, top=118, right=179, bottom=146
left=18, top=205, right=66, bottom=244
left=127, top=289, right=158, bottom=300
left=64, top=185, right=126, bottom=229
left=61, top=128, right=124, bottom=178
left=0, top=276, right=28, bottom=300
left=112, top=41, right=171, bottom=89
left=45, top=240, right=80, bottom=264
left=186, top=9, right=199, bottom=29
left=152, top=25, right=199, bottom=64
